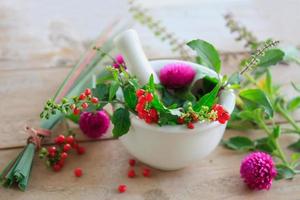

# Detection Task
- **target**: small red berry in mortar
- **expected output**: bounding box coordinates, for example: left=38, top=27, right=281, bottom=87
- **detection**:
left=136, top=89, right=145, bottom=97
left=142, top=168, right=151, bottom=177
left=91, top=97, right=99, bottom=104
left=77, top=146, right=86, bottom=155
left=84, top=88, right=92, bottom=96
left=60, top=152, right=68, bottom=160
left=74, top=168, right=83, bottom=177
left=128, top=169, right=136, bottom=178
left=145, top=93, right=153, bottom=102
left=66, top=135, right=75, bottom=144
left=118, top=184, right=127, bottom=193
left=63, top=143, right=72, bottom=152
left=55, top=135, right=65, bottom=144
left=82, top=102, right=89, bottom=109
left=129, top=159, right=136, bottom=167
left=79, top=93, right=86, bottom=100
left=177, top=117, right=185, bottom=124
left=73, top=107, right=80, bottom=115
left=187, top=122, right=194, bottom=129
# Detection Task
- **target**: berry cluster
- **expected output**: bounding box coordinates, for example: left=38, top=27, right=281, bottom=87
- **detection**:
left=39, top=134, right=85, bottom=172
left=135, top=89, right=159, bottom=124
left=70, top=88, right=99, bottom=115
left=177, top=112, right=199, bottom=129
left=211, top=104, right=230, bottom=124
left=118, top=159, right=152, bottom=193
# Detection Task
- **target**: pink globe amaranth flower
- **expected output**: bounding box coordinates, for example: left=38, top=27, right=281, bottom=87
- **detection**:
left=113, top=54, right=126, bottom=69
left=240, top=152, right=277, bottom=190
left=79, top=111, right=110, bottom=139
left=159, top=62, right=196, bottom=89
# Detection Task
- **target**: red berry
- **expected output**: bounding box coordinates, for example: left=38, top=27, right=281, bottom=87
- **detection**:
left=127, top=169, right=136, bottom=178
left=58, top=159, right=65, bottom=167
left=138, top=96, right=147, bottom=105
left=53, top=164, right=62, bottom=172
left=149, top=109, right=158, bottom=122
left=63, top=143, right=72, bottom=152
left=118, top=184, right=127, bottom=193
left=73, top=107, right=80, bottom=115
left=48, top=146, right=56, bottom=153
left=135, top=103, right=145, bottom=112
left=79, top=93, right=86, bottom=100
left=49, top=151, right=56, bottom=157
left=142, top=168, right=151, bottom=177
left=72, top=143, right=79, bottom=149
left=84, top=88, right=92, bottom=96
left=74, top=168, right=83, bottom=177
left=145, top=115, right=152, bottom=124
left=77, top=146, right=86, bottom=155
left=177, top=117, right=185, bottom=124
left=82, top=102, right=89, bottom=109
left=54, top=135, right=65, bottom=144
left=222, top=111, right=230, bottom=121
left=61, top=152, right=68, bottom=160
left=136, top=89, right=145, bottom=97
left=145, top=93, right=153, bottom=102
left=187, top=122, right=194, bottom=129
left=66, top=135, right=75, bottom=144
left=129, top=159, right=136, bottom=167
left=212, top=104, right=224, bottom=113
left=70, top=104, right=76, bottom=110
left=91, top=97, right=99, bottom=104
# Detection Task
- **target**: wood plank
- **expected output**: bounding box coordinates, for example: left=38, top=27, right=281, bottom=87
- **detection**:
left=0, top=130, right=300, bottom=199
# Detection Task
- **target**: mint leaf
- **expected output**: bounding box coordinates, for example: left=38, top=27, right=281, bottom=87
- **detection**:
left=223, top=136, right=254, bottom=151
left=239, top=89, right=273, bottom=118
left=112, top=108, right=131, bottom=138
left=257, top=49, right=284, bottom=67
left=193, top=82, right=221, bottom=112
left=123, top=84, right=137, bottom=111
left=287, top=97, right=300, bottom=112
left=187, top=39, right=221, bottom=73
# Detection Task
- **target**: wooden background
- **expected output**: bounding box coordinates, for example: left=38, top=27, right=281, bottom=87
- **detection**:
left=1, top=0, right=300, bottom=199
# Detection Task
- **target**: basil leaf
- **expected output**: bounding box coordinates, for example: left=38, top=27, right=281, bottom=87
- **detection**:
left=239, top=89, right=273, bottom=118
left=112, top=108, right=131, bottom=138
left=223, top=136, right=254, bottom=151
left=187, top=39, right=221, bottom=73
left=257, top=49, right=284, bottom=67
left=193, top=82, right=220, bottom=112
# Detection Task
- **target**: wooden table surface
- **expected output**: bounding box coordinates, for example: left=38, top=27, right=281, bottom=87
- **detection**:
left=1, top=0, right=300, bottom=199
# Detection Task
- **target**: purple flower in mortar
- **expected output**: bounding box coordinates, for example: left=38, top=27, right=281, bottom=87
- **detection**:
left=79, top=111, right=110, bottom=139
left=113, top=54, right=126, bottom=69
left=240, top=152, right=277, bottom=190
left=159, top=62, right=196, bottom=89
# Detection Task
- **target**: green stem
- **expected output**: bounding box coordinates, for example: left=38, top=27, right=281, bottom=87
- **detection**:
left=276, top=104, right=300, bottom=134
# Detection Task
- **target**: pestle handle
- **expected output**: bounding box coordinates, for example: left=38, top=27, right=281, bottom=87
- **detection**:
left=114, top=29, right=159, bottom=85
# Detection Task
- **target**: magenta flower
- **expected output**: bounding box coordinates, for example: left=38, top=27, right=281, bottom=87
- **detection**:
left=240, top=152, right=277, bottom=190
left=79, top=111, right=110, bottom=139
left=159, top=62, right=196, bottom=89
left=113, top=54, right=126, bottom=69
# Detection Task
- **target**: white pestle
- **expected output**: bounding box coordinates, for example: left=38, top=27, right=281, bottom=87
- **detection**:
left=114, top=29, right=159, bottom=85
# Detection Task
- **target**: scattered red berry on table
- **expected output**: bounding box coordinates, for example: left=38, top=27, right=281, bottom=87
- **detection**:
left=63, top=143, right=72, bottom=152
left=128, top=169, right=136, bottom=178
left=48, top=146, right=56, bottom=154
left=129, top=159, right=136, bottom=167
left=79, top=93, right=86, bottom=100
left=60, top=152, right=68, bottom=160
left=74, top=168, right=83, bottom=177
left=77, top=146, right=86, bottom=155
left=91, top=97, right=99, bottom=104
left=142, top=168, right=151, bottom=177
left=54, top=134, right=65, bottom=144
left=85, top=88, right=92, bottom=96
left=66, top=135, right=75, bottom=144
left=118, top=184, right=127, bottom=193
left=187, top=122, right=194, bottom=129
left=53, top=164, right=62, bottom=172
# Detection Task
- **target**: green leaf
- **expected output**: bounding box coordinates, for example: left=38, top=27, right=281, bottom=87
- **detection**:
left=287, top=97, right=300, bottom=112
left=93, top=83, right=109, bottom=100
left=227, top=72, right=242, bottom=85
left=109, top=81, right=120, bottom=101
left=276, top=164, right=296, bottom=180
left=272, top=125, right=281, bottom=139
left=187, top=39, right=221, bottom=73
left=291, top=153, right=300, bottom=163
left=193, top=82, right=221, bottom=112
left=223, top=136, right=254, bottom=151
left=147, top=74, right=155, bottom=92
left=111, top=108, right=131, bottom=138
left=288, top=139, right=300, bottom=152
left=254, top=137, right=276, bottom=154
left=257, top=49, right=284, bottom=67
left=158, top=111, right=178, bottom=126
left=239, top=89, right=273, bottom=118
left=123, top=84, right=138, bottom=111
